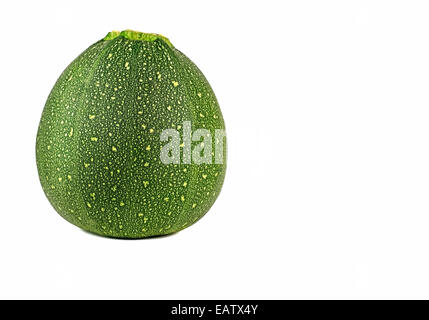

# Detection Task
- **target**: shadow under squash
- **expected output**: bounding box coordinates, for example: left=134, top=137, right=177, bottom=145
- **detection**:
left=80, top=228, right=179, bottom=240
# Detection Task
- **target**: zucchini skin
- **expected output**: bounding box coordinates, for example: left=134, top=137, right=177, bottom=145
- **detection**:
left=36, top=33, right=226, bottom=238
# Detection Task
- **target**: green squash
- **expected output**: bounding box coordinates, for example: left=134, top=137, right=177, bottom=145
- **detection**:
left=36, top=30, right=226, bottom=238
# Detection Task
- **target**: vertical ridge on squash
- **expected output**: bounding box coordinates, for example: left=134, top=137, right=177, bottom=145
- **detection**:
left=36, top=31, right=226, bottom=238
left=36, top=40, right=113, bottom=231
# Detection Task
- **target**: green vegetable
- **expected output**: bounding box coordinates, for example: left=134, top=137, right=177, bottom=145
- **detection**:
left=36, top=30, right=226, bottom=238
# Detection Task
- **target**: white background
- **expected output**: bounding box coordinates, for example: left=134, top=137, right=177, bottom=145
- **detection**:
left=1, top=0, right=429, bottom=299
